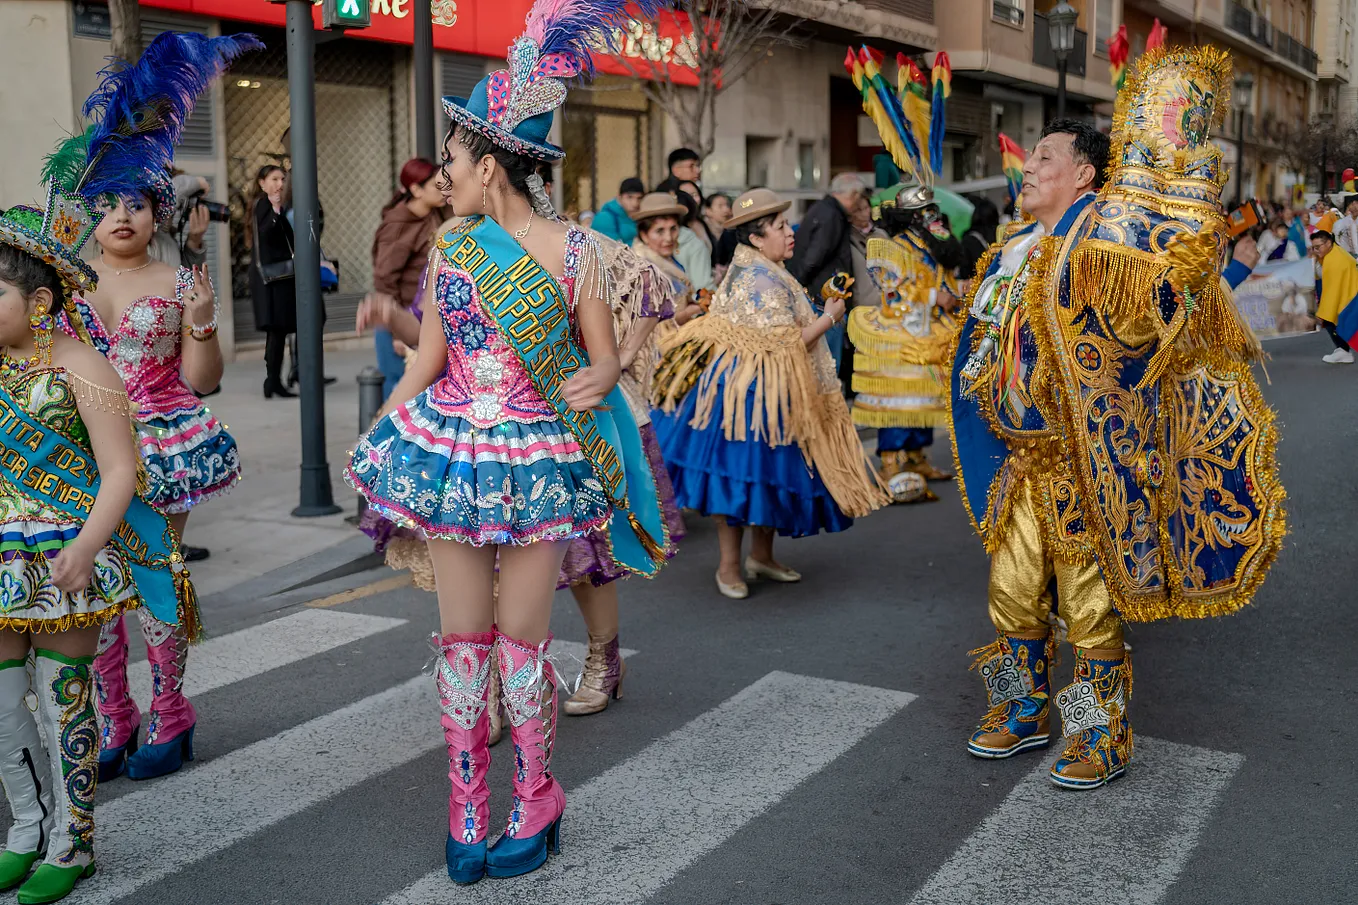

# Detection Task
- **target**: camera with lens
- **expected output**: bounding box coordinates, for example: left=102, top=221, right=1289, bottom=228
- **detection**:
left=181, top=189, right=232, bottom=226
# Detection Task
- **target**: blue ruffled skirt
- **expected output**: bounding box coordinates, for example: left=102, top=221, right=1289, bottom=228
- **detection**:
left=137, top=409, right=242, bottom=515
left=345, top=392, right=612, bottom=546
left=654, top=375, right=853, bottom=538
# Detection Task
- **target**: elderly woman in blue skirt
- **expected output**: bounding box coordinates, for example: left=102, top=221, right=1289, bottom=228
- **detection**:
left=653, top=189, right=889, bottom=598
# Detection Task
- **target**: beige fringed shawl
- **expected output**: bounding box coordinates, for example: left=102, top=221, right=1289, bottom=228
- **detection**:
left=591, top=232, right=677, bottom=426
left=655, top=245, right=889, bottom=517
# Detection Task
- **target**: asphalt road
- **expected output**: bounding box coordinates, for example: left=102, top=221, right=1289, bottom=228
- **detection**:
left=47, top=332, right=1357, bottom=904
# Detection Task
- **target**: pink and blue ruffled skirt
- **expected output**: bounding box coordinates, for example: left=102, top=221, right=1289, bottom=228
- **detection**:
left=346, top=392, right=612, bottom=546
left=137, top=408, right=242, bottom=515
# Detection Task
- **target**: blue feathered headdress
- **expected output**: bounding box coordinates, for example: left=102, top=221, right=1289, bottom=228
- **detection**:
left=42, top=32, right=263, bottom=224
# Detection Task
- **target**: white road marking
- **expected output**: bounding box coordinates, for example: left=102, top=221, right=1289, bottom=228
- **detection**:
left=127, top=609, right=408, bottom=707
left=905, top=736, right=1244, bottom=905
left=381, top=670, right=916, bottom=905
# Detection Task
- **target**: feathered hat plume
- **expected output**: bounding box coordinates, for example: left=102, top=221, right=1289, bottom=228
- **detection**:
left=42, top=32, right=263, bottom=205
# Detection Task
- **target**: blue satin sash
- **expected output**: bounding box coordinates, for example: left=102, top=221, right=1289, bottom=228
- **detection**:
left=436, top=216, right=666, bottom=577
left=0, top=379, right=190, bottom=627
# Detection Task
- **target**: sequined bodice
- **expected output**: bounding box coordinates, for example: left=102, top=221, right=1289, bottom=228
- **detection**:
left=76, top=269, right=200, bottom=417
left=426, top=228, right=584, bottom=427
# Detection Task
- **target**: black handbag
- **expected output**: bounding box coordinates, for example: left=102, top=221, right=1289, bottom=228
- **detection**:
left=255, top=214, right=295, bottom=284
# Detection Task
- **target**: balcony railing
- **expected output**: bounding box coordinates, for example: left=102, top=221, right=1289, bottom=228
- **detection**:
left=1276, top=32, right=1319, bottom=73
left=1226, top=0, right=1318, bottom=73
left=992, top=0, right=1024, bottom=26
left=1033, top=12, right=1088, bottom=77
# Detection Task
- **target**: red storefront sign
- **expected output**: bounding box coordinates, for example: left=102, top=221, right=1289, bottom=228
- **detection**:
left=138, top=0, right=700, bottom=85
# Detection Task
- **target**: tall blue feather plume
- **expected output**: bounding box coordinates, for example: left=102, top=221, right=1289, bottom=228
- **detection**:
left=72, top=32, right=262, bottom=201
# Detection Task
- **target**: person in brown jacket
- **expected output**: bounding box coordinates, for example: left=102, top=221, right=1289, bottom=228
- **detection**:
left=370, top=157, right=444, bottom=399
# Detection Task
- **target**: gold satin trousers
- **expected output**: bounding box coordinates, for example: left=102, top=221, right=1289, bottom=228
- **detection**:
left=988, top=479, right=1123, bottom=650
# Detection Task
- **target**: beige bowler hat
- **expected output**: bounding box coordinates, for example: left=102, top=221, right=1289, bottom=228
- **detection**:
left=634, top=192, right=688, bottom=223
left=726, top=188, right=791, bottom=228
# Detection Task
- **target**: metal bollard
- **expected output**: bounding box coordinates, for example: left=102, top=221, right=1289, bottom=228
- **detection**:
left=355, top=366, right=386, bottom=519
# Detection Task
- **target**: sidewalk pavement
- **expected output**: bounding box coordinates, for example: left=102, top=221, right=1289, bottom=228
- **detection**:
left=183, top=348, right=377, bottom=597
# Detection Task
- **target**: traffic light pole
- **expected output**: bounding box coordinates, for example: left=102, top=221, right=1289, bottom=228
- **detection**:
left=286, top=0, right=342, bottom=518
left=414, top=0, right=437, bottom=161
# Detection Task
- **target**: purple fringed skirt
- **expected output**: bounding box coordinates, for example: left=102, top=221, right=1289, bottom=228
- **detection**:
left=557, top=423, right=685, bottom=589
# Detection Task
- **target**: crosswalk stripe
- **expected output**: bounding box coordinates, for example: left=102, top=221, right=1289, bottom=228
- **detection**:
left=83, top=676, right=440, bottom=905
left=127, top=609, right=407, bottom=714
left=904, top=736, right=1244, bottom=905
left=82, top=635, right=638, bottom=905
left=381, top=670, right=916, bottom=905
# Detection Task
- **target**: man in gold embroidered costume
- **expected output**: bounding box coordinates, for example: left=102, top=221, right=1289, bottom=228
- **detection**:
left=849, top=184, right=961, bottom=502
left=950, top=49, right=1285, bottom=788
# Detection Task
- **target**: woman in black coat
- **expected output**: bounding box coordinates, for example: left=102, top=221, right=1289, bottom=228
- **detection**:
left=249, top=165, right=297, bottom=398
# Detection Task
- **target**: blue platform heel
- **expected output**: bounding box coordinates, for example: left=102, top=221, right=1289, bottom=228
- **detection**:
left=486, top=816, right=561, bottom=878
left=126, top=724, right=194, bottom=780
left=446, top=836, right=488, bottom=885
left=97, top=730, right=138, bottom=783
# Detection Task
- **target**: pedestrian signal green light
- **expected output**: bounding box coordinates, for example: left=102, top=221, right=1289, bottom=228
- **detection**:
left=322, top=0, right=371, bottom=29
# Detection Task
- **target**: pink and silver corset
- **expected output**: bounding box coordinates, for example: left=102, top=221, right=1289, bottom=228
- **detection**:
left=427, top=229, right=586, bottom=428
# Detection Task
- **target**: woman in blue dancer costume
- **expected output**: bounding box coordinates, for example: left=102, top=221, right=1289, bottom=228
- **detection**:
left=653, top=189, right=890, bottom=600
left=345, top=0, right=668, bottom=885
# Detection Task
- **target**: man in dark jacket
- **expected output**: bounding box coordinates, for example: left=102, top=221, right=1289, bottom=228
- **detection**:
left=787, top=174, right=868, bottom=373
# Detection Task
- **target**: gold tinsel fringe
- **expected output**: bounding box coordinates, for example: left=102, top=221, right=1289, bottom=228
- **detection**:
left=175, top=569, right=203, bottom=643
left=846, top=311, right=956, bottom=365
left=850, top=373, right=946, bottom=398
left=851, top=406, right=948, bottom=429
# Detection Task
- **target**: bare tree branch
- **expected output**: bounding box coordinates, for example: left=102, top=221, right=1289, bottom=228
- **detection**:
left=603, top=1, right=805, bottom=161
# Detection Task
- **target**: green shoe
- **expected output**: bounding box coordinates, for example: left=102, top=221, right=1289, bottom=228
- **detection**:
left=16, top=863, right=95, bottom=904
left=0, top=850, right=41, bottom=891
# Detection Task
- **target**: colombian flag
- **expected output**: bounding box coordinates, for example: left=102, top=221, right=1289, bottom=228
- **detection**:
left=1146, top=18, right=1168, bottom=51
left=1108, top=24, right=1129, bottom=90
left=929, top=51, right=951, bottom=178
left=999, top=133, right=1025, bottom=206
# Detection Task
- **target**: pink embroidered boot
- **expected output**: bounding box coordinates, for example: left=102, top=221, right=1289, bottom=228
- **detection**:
left=125, top=612, right=196, bottom=780
left=485, top=630, right=565, bottom=879
left=435, top=629, right=495, bottom=885
left=93, top=615, right=140, bottom=781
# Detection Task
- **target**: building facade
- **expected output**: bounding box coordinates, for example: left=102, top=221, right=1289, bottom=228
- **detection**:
left=1122, top=0, right=1319, bottom=202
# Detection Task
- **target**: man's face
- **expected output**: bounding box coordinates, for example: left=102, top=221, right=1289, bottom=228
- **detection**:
left=1347, top=199, right=1358, bottom=217
left=619, top=191, right=643, bottom=216
left=672, top=158, right=700, bottom=182
left=1311, top=237, right=1333, bottom=261
left=1021, top=133, right=1091, bottom=226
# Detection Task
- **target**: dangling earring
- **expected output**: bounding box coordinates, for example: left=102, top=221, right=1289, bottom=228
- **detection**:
left=0, top=302, right=54, bottom=381
left=482, top=181, right=489, bottom=212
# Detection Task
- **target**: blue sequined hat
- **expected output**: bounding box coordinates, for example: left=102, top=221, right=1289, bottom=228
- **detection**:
left=443, top=0, right=664, bottom=161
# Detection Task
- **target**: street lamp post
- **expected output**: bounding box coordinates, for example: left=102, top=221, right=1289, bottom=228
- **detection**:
left=285, top=0, right=342, bottom=518
left=414, top=0, right=436, bottom=160
left=1232, top=71, right=1255, bottom=208
left=1048, top=1, right=1078, bottom=120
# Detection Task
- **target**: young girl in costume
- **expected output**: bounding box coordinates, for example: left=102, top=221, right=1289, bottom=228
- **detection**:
left=0, top=38, right=212, bottom=894
left=346, top=0, right=667, bottom=884
left=654, top=189, right=890, bottom=600
left=60, top=33, right=255, bottom=785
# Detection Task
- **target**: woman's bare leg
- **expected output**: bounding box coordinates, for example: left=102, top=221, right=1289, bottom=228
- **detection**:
left=426, top=539, right=498, bottom=635
left=495, top=541, right=570, bottom=645
left=570, top=581, right=618, bottom=640
left=749, top=526, right=779, bottom=567
left=715, top=517, right=744, bottom=586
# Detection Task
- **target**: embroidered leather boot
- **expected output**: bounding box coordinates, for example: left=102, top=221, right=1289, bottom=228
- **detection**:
left=967, top=632, right=1054, bottom=758
left=1050, top=647, right=1133, bottom=789
left=0, top=660, right=53, bottom=891
left=19, top=651, right=97, bottom=904
left=485, top=631, right=565, bottom=879
left=92, top=617, right=139, bottom=782
left=125, top=613, right=195, bottom=781
left=434, top=630, right=495, bottom=885
left=903, top=449, right=954, bottom=481
left=563, top=632, right=624, bottom=716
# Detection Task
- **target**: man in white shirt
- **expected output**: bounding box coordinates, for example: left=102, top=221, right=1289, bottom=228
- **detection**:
left=1332, top=195, right=1358, bottom=257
